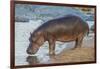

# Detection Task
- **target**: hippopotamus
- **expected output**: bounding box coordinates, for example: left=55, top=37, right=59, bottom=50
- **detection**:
left=27, top=15, right=89, bottom=55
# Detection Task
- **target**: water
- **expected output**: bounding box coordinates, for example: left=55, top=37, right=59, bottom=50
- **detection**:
left=15, top=20, right=94, bottom=66
left=87, top=21, right=94, bottom=29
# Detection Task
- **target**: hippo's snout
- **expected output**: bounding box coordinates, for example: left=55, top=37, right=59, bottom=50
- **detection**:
left=26, top=49, right=36, bottom=55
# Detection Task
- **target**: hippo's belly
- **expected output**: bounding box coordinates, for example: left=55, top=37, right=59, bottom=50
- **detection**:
left=56, top=34, right=78, bottom=42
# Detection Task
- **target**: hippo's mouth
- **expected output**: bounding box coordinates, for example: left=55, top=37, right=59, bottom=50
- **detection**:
left=26, top=49, right=37, bottom=55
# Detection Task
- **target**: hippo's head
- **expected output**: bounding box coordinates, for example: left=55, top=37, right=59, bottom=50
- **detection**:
left=27, top=31, right=45, bottom=54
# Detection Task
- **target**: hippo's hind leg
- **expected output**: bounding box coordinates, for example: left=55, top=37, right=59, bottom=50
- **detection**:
left=48, top=39, right=55, bottom=56
left=75, top=35, right=84, bottom=48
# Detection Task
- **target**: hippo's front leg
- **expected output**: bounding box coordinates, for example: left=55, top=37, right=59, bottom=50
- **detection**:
left=48, top=39, right=55, bottom=55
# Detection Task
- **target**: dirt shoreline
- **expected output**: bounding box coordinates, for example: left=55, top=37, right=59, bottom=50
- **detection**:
left=48, top=36, right=95, bottom=63
left=49, top=47, right=94, bottom=63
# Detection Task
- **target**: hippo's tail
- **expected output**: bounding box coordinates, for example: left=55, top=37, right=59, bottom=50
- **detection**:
left=84, top=30, right=89, bottom=37
left=86, top=25, right=89, bottom=36
left=86, top=22, right=89, bottom=36
left=87, top=30, right=89, bottom=36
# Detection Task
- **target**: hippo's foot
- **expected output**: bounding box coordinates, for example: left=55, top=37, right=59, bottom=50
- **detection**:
left=75, top=45, right=82, bottom=48
left=48, top=52, right=55, bottom=56
left=73, top=45, right=82, bottom=50
left=71, top=46, right=81, bottom=50
left=46, top=53, right=55, bottom=56
left=49, top=53, right=55, bottom=56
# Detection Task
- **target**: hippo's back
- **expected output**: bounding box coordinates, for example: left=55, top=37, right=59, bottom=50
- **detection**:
left=41, top=15, right=88, bottom=32
left=36, top=15, right=89, bottom=37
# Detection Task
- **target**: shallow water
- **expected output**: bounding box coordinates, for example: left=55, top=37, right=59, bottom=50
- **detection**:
left=15, top=20, right=94, bottom=66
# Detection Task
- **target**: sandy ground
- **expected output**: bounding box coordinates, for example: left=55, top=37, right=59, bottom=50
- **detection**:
left=48, top=37, right=95, bottom=63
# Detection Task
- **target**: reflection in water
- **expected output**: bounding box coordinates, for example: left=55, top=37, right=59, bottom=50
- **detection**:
left=26, top=56, right=39, bottom=65
left=26, top=55, right=58, bottom=65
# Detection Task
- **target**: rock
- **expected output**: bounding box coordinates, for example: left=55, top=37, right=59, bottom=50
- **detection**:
left=15, top=16, right=29, bottom=22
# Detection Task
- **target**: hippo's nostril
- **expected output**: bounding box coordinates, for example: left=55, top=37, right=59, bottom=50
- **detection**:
left=27, top=49, right=32, bottom=54
left=27, top=49, right=35, bottom=54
